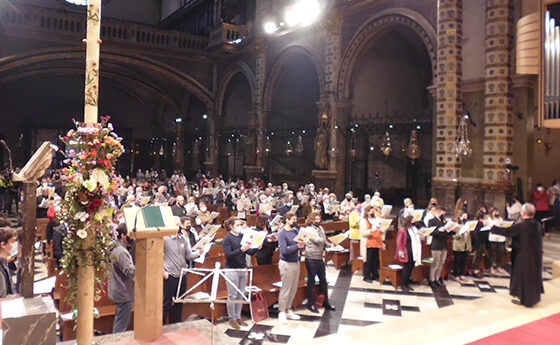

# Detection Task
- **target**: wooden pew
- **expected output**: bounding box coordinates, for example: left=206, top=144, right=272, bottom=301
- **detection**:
left=251, top=261, right=308, bottom=310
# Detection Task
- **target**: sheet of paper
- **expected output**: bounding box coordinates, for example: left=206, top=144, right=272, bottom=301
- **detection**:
left=480, top=225, right=492, bottom=232
left=293, top=226, right=316, bottom=243
left=192, top=235, right=214, bottom=252
left=188, top=292, right=210, bottom=300
left=270, top=215, right=282, bottom=226
left=210, top=211, right=220, bottom=220
left=33, top=276, right=57, bottom=295
left=328, top=233, right=348, bottom=245
left=272, top=281, right=282, bottom=288
left=388, top=264, right=403, bottom=270
left=193, top=241, right=213, bottom=264
left=238, top=211, right=246, bottom=219
left=458, top=220, right=478, bottom=235
left=372, top=218, right=393, bottom=231
left=290, top=205, right=299, bottom=213
left=417, top=226, right=436, bottom=237
left=441, top=220, right=459, bottom=232
left=381, top=205, right=392, bottom=217
left=496, top=220, right=515, bottom=228
left=409, top=209, right=424, bottom=222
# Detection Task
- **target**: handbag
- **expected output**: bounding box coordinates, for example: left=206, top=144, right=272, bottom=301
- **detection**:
left=250, top=292, right=269, bottom=323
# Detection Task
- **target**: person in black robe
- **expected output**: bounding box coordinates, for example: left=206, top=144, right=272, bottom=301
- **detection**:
left=493, top=203, right=544, bottom=307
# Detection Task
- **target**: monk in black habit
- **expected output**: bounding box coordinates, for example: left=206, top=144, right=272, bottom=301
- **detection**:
left=493, top=203, right=544, bottom=307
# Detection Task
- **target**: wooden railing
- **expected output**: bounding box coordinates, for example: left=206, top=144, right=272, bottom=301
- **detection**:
left=0, top=4, right=209, bottom=53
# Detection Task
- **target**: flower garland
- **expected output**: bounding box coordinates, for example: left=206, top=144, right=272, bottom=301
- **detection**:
left=58, top=116, right=124, bottom=309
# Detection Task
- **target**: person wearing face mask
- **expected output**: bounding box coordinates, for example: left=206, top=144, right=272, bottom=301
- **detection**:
left=532, top=183, right=551, bottom=237
left=488, top=207, right=507, bottom=275
left=163, top=224, right=202, bottom=324
left=255, top=215, right=278, bottom=265
left=339, top=193, right=354, bottom=221
left=360, top=206, right=384, bottom=282
left=277, top=212, right=304, bottom=324
left=453, top=198, right=469, bottom=221
left=185, top=196, right=199, bottom=214
left=398, top=198, right=414, bottom=229
left=427, top=206, right=456, bottom=288
left=108, top=223, right=135, bottom=333
left=236, top=193, right=252, bottom=220
left=323, top=193, right=338, bottom=220
left=451, top=211, right=471, bottom=281
left=470, top=211, right=490, bottom=278
left=198, top=202, right=212, bottom=224
left=277, top=194, right=293, bottom=216
left=304, top=212, right=335, bottom=313
left=0, top=227, right=17, bottom=297
left=222, top=217, right=259, bottom=329
left=171, top=195, right=188, bottom=217
left=396, top=215, right=423, bottom=291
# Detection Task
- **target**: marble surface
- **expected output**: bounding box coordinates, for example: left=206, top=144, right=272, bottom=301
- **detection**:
left=57, top=319, right=237, bottom=345
left=1, top=296, right=57, bottom=345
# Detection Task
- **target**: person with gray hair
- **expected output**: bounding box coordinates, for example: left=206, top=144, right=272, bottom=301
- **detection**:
left=492, top=203, right=544, bottom=307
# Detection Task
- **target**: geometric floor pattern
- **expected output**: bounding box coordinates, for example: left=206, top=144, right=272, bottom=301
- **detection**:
left=217, top=235, right=558, bottom=345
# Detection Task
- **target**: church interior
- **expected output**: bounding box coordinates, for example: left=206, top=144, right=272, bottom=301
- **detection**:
left=1, top=0, right=560, bottom=344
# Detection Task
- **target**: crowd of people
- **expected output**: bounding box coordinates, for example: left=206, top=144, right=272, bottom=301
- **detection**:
left=0, top=167, right=552, bottom=334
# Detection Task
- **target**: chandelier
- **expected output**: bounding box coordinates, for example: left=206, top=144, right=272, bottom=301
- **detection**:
left=265, top=135, right=271, bottom=156
left=454, top=116, right=472, bottom=157
left=285, top=140, right=293, bottom=156
left=380, top=131, right=392, bottom=158
left=406, top=129, right=421, bottom=163
left=295, top=134, right=304, bottom=155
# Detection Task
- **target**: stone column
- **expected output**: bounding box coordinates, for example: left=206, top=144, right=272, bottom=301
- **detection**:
left=203, top=112, right=218, bottom=175
left=482, top=0, right=513, bottom=207
left=254, top=0, right=268, bottom=170
left=434, top=0, right=463, bottom=208
left=174, top=120, right=184, bottom=172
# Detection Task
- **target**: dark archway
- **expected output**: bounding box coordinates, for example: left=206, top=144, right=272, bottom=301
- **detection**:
left=348, top=24, right=433, bottom=204
left=219, top=72, right=253, bottom=178
left=268, top=52, right=320, bottom=184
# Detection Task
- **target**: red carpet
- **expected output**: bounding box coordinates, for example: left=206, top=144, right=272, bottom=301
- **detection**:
left=108, top=329, right=211, bottom=345
left=468, top=313, right=560, bottom=345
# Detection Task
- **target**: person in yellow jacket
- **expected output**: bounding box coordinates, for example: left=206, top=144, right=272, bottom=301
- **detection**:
left=348, top=204, right=361, bottom=259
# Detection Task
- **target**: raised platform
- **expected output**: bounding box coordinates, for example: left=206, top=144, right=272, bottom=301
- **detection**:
left=303, top=278, right=560, bottom=345
left=57, top=319, right=237, bottom=345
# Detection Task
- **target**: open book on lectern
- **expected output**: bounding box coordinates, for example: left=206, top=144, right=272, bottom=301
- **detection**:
left=123, top=205, right=177, bottom=232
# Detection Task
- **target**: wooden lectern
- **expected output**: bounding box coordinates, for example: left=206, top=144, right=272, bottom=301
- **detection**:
left=123, top=206, right=178, bottom=341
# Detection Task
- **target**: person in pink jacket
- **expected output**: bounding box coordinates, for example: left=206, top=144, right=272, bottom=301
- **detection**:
left=395, top=215, right=422, bottom=292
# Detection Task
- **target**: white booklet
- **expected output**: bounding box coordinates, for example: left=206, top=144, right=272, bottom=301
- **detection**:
left=458, top=220, right=478, bottom=235
left=381, top=205, right=392, bottom=217
left=293, top=226, right=317, bottom=243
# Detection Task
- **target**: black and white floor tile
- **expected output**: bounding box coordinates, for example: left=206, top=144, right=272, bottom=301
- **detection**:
left=216, top=255, right=558, bottom=345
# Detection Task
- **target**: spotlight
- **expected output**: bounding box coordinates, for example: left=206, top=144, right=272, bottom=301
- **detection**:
left=202, top=114, right=208, bottom=120
left=389, top=124, right=393, bottom=129
left=175, top=117, right=182, bottom=123
left=284, top=5, right=302, bottom=26
left=370, top=146, right=375, bottom=151
left=416, top=125, right=421, bottom=130
left=299, top=0, right=321, bottom=25
left=264, top=21, right=278, bottom=34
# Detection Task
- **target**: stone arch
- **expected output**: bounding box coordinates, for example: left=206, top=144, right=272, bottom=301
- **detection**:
left=0, top=47, right=215, bottom=114
left=215, top=61, right=256, bottom=116
left=337, top=8, right=436, bottom=100
left=263, top=43, right=325, bottom=111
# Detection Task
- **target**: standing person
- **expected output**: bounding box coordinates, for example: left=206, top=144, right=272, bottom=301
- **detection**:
left=371, top=171, right=383, bottom=193
left=451, top=211, right=471, bottom=280
left=488, top=207, right=507, bottom=274
left=162, top=225, right=201, bottom=324
left=532, top=183, right=550, bottom=237
left=304, top=212, right=335, bottom=313
left=222, top=217, right=259, bottom=329
left=360, top=206, right=384, bottom=282
left=108, top=224, right=135, bottom=333
left=348, top=205, right=361, bottom=259
left=506, top=197, right=523, bottom=221
left=492, top=203, right=544, bottom=307
left=396, top=215, right=422, bottom=291
left=277, top=212, right=304, bottom=324
left=255, top=215, right=278, bottom=265
left=470, top=211, right=490, bottom=278
left=427, top=206, right=452, bottom=288
left=0, top=227, right=17, bottom=297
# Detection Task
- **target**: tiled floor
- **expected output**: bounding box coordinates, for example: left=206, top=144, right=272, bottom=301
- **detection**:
left=215, top=235, right=559, bottom=345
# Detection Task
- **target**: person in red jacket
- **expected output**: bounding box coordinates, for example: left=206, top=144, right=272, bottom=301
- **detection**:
left=395, top=215, right=422, bottom=291
left=532, top=183, right=550, bottom=237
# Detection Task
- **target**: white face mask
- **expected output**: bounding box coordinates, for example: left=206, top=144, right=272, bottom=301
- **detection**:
left=234, top=226, right=244, bottom=235
left=195, top=218, right=202, bottom=225
left=368, top=217, right=376, bottom=224
left=200, top=206, right=207, bottom=212
left=537, top=187, right=544, bottom=192
left=265, top=210, right=272, bottom=216
left=119, top=217, right=125, bottom=225
left=9, top=241, right=18, bottom=257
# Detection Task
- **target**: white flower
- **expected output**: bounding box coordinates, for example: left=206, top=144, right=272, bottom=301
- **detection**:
left=76, top=229, right=88, bottom=239
left=83, top=168, right=110, bottom=192
left=75, top=212, right=89, bottom=222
